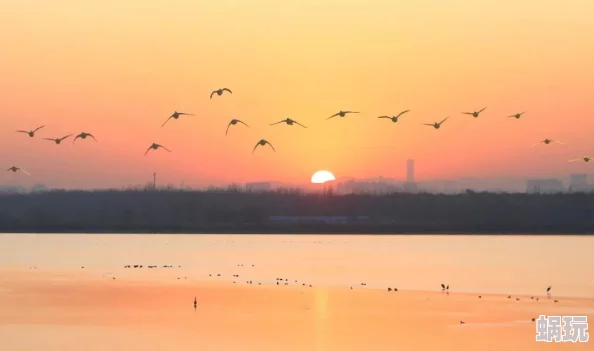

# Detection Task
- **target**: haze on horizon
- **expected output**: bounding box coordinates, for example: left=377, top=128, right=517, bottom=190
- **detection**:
left=1, top=0, right=594, bottom=189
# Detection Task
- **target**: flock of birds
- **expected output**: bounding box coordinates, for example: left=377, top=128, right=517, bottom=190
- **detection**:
left=7, top=88, right=593, bottom=177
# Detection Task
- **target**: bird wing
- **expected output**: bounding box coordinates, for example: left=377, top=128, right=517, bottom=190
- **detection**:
left=43, top=138, right=55, bottom=141
left=16, top=130, right=28, bottom=133
left=294, top=121, right=307, bottom=128
left=88, top=134, right=97, bottom=142
left=160, top=145, right=172, bottom=152
left=237, top=120, right=249, bottom=127
left=568, top=158, right=580, bottom=162
left=210, top=91, right=216, bottom=99
left=377, top=116, right=390, bottom=119
left=60, top=134, right=73, bottom=141
left=20, top=169, right=31, bottom=176
left=441, top=284, right=445, bottom=289
left=439, top=117, right=449, bottom=124
left=73, top=135, right=81, bottom=143
left=225, top=123, right=232, bottom=136
left=345, top=111, right=359, bottom=114
left=327, top=112, right=340, bottom=119
left=270, top=120, right=284, bottom=126
left=33, top=125, right=45, bottom=132
left=422, top=123, right=434, bottom=126
left=5, top=167, right=12, bottom=171
left=507, top=115, right=516, bottom=118
left=462, top=112, right=473, bottom=115
left=266, top=141, right=276, bottom=152
left=397, top=110, right=410, bottom=117
left=555, top=140, right=564, bottom=144
left=531, top=142, right=540, bottom=147
left=161, top=116, right=173, bottom=127
left=179, top=113, right=194, bottom=116
left=223, top=88, right=232, bottom=93
left=144, top=146, right=152, bottom=155
left=478, top=107, right=487, bottom=113
left=252, top=142, right=260, bottom=154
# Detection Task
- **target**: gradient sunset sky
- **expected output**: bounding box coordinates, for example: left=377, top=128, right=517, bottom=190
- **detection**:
left=1, top=0, right=594, bottom=189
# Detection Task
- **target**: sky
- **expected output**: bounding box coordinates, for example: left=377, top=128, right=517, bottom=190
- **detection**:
left=1, top=0, right=594, bottom=189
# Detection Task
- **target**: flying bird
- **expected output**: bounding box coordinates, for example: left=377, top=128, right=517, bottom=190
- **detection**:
left=43, top=134, right=72, bottom=145
left=327, top=110, right=359, bottom=119
left=378, top=110, right=410, bottom=123
left=226, top=119, right=249, bottom=135
left=162, top=111, right=194, bottom=127
left=73, top=132, right=97, bottom=143
left=462, top=107, right=487, bottom=118
left=270, top=118, right=307, bottom=128
left=423, top=117, right=449, bottom=129
left=532, top=139, right=563, bottom=147
left=210, top=88, right=232, bottom=99
left=145, top=143, right=171, bottom=155
left=508, top=112, right=526, bottom=119
left=16, top=125, right=45, bottom=137
left=569, top=157, right=591, bottom=163
left=252, top=139, right=275, bottom=154
left=546, top=286, right=551, bottom=293
left=6, top=166, right=30, bottom=175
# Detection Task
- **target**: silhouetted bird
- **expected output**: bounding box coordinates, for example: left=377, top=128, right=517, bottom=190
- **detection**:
left=508, top=112, right=526, bottom=119
left=441, top=284, right=446, bottom=291
left=252, top=139, right=275, bottom=154
left=270, top=118, right=307, bottom=128
left=377, top=110, right=410, bottom=123
left=44, top=134, right=72, bottom=145
left=145, top=143, right=171, bottom=155
left=16, top=125, right=45, bottom=137
left=462, top=107, right=487, bottom=118
left=193, top=297, right=197, bottom=311
left=6, top=166, right=30, bottom=175
left=460, top=321, right=465, bottom=325
left=423, top=117, right=449, bottom=129
left=210, top=88, right=232, bottom=99
left=162, top=111, right=194, bottom=127
left=226, top=119, right=249, bottom=135
left=327, top=110, right=359, bottom=119
left=73, top=132, right=97, bottom=143
left=546, top=286, right=551, bottom=293
left=569, top=157, right=591, bottom=163
left=533, top=139, right=563, bottom=147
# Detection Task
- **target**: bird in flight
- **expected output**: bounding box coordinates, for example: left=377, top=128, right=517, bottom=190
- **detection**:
left=73, top=132, right=97, bottom=143
left=210, top=88, right=232, bottom=99
left=6, top=166, right=30, bottom=175
left=508, top=112, right=526, bottom=119
left=569, top=157, right=591, bottom=163
left=226, top=119, right=249, bottom=136
left=532, top=139, right=563, bottom=147
left=270, top=118, right=307, bottom=128
left=162, top=111, right=194, bottom=127
left=327, top=110, right=359, bottom=120
left=16, top=125, right=45, bottom=138
left=423, top=117, right=449, bottom=129
left=378, top=110, right=410, bottom=123
left=44, top=134, right=72, bottom=145
left=145, top=143, right=171, bottom=155
left=252, top=139, right=275, bottom=154
left=462, top=107, right=487, bottom=118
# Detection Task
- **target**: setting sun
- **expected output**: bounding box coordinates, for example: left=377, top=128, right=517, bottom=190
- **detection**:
left=311, top=170, right=336, bottom=184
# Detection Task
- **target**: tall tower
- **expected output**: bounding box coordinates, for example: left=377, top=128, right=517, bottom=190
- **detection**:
left=406, top=159, right=415, bottom=183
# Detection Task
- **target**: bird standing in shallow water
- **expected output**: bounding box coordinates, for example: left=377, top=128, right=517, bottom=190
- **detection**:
left=16, top=125, right=45, bottom=137
left=145, top=143, right=171, bottom=155
left=327, top=110, right=359, bottom=119
left=423, top=117, right=449, bottom=129
left=73, top=132, right=97, bottom=143
left=210, top=88, right=232, bottom=99
left=270, top=118, right=307, bottom=128
left=162, top=111, right=194, bottom=127
left=6, top=166, right=30, bottom=175
left=44, top=134, right=72, bottom=145
left=462, top=107, right=487, bottom=118
left=193, top=297, right=197, bottom=311
left=377, top=110, right=410, bottom=123
left=252, top=139, right=275, bottom=154
left=226, top=119, right=249, bottom=135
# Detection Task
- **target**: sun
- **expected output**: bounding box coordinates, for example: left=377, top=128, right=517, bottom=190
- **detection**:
left=311, top=170, right=336, bottom=184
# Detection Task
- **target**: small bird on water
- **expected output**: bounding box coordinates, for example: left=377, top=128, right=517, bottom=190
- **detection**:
left=193, top=297, right=197, bottom=311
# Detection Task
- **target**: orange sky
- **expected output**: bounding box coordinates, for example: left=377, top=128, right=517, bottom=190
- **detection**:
left=1, top=0, right=594, bottom=189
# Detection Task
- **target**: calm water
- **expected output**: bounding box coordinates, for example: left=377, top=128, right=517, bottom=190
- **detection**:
left=1, top=234, right=593, bottom=298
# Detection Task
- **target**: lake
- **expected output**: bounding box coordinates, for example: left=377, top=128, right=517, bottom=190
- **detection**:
left=1, top=233, right=592, bottom=297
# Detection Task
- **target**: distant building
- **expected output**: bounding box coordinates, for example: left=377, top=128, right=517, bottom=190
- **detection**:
left=268, top=216, right=369, bottom=224
left=245, top=182, right=272, bottom=192
left=407, top=159, right=415, bottom=182
left=569, top=174, right=590, bottom=192
left=526, top=179, right=564, bottom=194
